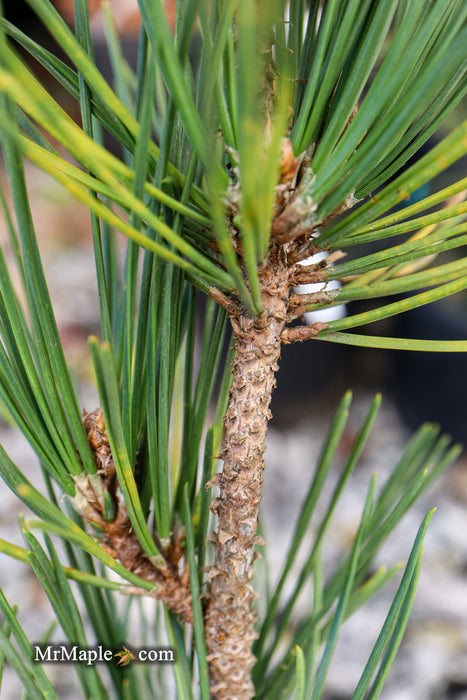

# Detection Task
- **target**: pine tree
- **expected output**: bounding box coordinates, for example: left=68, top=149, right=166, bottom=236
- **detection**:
left=0, top=1, right=466, bottom=697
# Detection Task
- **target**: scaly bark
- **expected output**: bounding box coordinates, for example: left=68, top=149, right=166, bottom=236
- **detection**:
left=204, top=252, right=290, bottom=699
left=203, top=136, right=334, bottom=698
left=76, top=409, right=193, bottom=624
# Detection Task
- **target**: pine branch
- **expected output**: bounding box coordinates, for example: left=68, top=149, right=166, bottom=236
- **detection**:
left=78, top=409, right=193, bottom=624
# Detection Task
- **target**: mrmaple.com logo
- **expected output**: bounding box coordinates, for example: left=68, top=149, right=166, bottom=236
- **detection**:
left=33, top=644, right=175, bottom=666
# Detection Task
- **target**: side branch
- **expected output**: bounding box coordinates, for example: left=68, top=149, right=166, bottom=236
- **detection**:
left=281, top=322, right=329, bottom=344
left=289, top=250, right=346, bottom=281
left=288, top=290, right=339, bottom=308
left=76, top=409, right=193, bottom=624
left=287, top=290, right=339, bottom=320
left=209, top=287, right=242, bottom=315
left=290, top=267, right=328, bottom=285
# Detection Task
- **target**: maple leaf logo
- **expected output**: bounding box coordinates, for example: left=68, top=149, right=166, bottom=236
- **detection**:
left=114, top=645, right=136, bottom=666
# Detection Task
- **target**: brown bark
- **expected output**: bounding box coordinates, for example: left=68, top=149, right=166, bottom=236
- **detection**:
left=204, top=253, right=290, bottom=699
left=77, top=409, right=193, bottom=624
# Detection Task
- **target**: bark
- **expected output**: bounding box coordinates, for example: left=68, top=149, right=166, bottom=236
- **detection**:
left=78, top=409, right=193, bottom=624
left=204, top=253, right=290, bottom=699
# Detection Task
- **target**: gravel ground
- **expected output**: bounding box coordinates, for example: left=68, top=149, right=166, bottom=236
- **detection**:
left=264, top=399, right=467, bottom=700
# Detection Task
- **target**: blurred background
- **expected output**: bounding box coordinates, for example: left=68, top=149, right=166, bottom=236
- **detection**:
left=1, top=1, right=467, bottom=698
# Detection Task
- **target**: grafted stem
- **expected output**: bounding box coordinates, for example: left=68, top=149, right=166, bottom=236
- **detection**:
left=204, top=253, right=290, bottom=699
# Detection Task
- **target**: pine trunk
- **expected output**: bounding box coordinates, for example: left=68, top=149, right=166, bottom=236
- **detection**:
left=205, top=253, right=290, bottom=699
